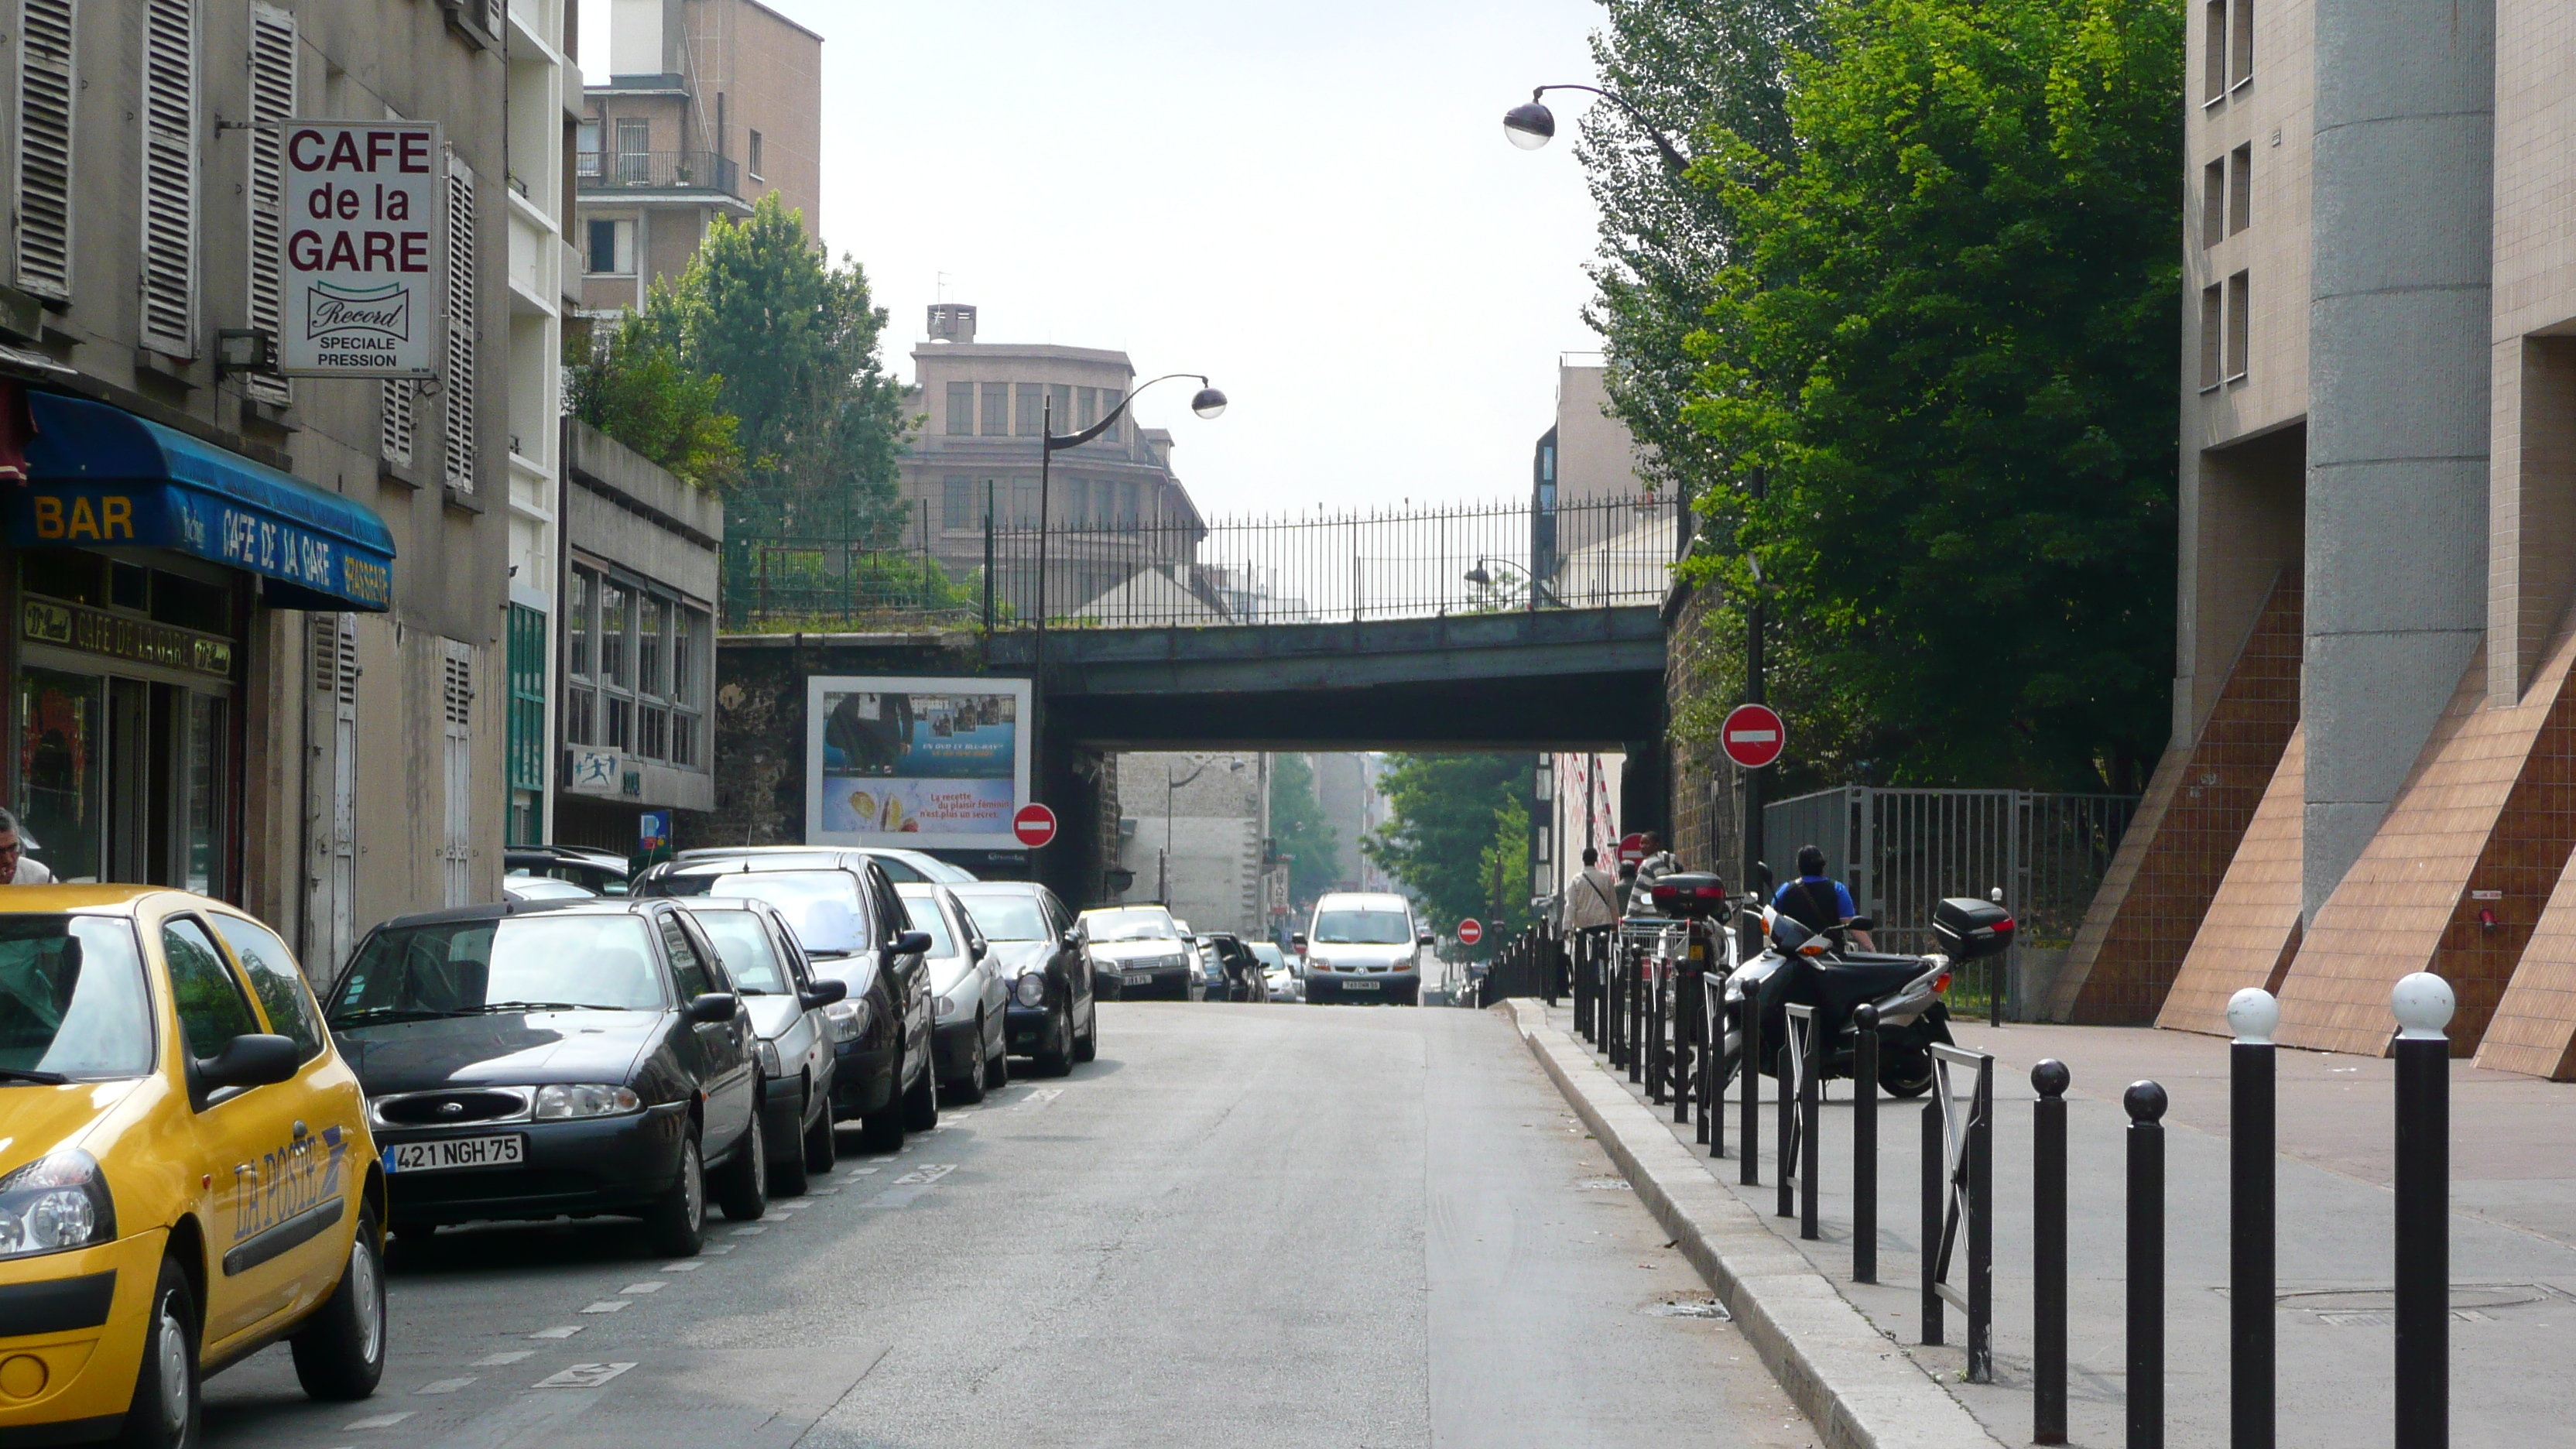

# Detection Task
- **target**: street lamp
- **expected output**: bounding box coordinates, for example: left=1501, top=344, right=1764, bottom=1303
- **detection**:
left=1036, top=372, right=1225, bottom=649
left=1501, top=84, right=1689, bottom=176
left=1461, top=556, right=1555, bottom=610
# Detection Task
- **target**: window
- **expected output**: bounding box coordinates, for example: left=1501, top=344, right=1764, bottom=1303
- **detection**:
left=639, top=594, right=664, bottom=698
left=747, top=128, right=764, bottom=180
left=2199, top=285, right=2222, bottom=391
left=567, top=567, right=593, bottom=677
left=1049, top=383, right=1073, bottom=434
left=587, top=218, right=634, bottom=274
left=2231, top=0, right=2253, bottom=89
left=1064, top=478, right=1088, bottom=529
left=673, top=607, right=699, bottom=707
left=2229, top=144, right=2252, bottom=235
left=601, top=580, right=628, bottom=687
left=615, top=117, right=650, bottom=181
left=1120, top=480, right=1139, bottom=529
left=2202, top=159, right=2225, bottom=248
left=140, top=0, right=200, bottom=357
left=2204, top=0, right=2227, bottom=104
left=505, top=601, right=546, bottom=802
left=1077, top=387, right=1098, bottom=430
left=577, top=119, right=602, bottom=176
left=606, top=694, right=630, bottom=749
left=1100, top=387, right=1124, bottom=443
left=210, top=915, right=324, bottom=1062
left=661, top=916, right=714, bottom=999
left=639, top=705, right=668, bottom=760
left=942, top=476, right=974, bottom=530
left=1015, top=383, right=1044, bottom=437
left=12, top=0, right=77, bottom=299
left=165, top=919, right=257, bottom=1062
left=245, top=4, right=296, bottom=407
left=444, top=151, right=478, bottom=493
left=672, top=713, right=698, bottom=768
left=1016, top=482, right=1041, bottom=527
left=981, top=382, right=1009, bottom=437
left=946, top=382, right=975, bottom=435
left=567, top=686, right=595, bottom=746
left=2225, top=269, right=2250, bottom=382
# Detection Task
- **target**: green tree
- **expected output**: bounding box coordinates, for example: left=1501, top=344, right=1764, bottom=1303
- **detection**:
left=1362, top=754, right=1532, bottom=937
left=1268, top=753, right=1341, bottom=906
left=1679, top=0, right=2182, bottom=791
left=1480, top=796, right=1535, bottom=936
left=564, top=313, right=744, bottom=491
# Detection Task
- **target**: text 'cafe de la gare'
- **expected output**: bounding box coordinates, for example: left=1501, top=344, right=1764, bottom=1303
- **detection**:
left=0, top=379, right=395, bottom=895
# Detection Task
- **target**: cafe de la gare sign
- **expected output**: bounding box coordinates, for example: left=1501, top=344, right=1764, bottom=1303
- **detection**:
left=280, top=120, right=444, bottom=377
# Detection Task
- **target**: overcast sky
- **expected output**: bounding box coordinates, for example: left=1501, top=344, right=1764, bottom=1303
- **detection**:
left=578, top=0, right=1608, bottom=517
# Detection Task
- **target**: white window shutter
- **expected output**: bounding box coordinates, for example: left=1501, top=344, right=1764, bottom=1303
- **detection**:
left=380, top=379, right=415, bottom=467
left=245, top=4, right=296, bottom=405
left=442, top=151, right=477, bottom=492
left=12, top=0, right=77, bottom=299
left=139, top=0, right=200, bottom=358
left=443, top=640, right=475, bottom=907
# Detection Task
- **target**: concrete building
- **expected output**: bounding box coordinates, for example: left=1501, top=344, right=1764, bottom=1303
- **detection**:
left=555, top=421, right=721, bottom=851
left=1113, top=752, right=1268, bottom=937
left=574, top=0, right=820, bottom=312
left=2049, top=0, right=2576, bottom=1077
left=1307, top=752, right=1392, bottom=896
left=900, top=303, right=1209, bottom=617
left=0, top=0, right=522, bottom=977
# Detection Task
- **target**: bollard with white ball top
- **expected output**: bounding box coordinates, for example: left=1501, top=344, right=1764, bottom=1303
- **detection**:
left=2390, top=971, right=2452, bottom=1449
left=2226, top=988, right=2278, bottom=1449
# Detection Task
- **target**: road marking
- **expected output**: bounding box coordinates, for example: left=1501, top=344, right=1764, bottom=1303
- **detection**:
left=702, top=1244, right=737, bottom=1255
left=533, top=1363, right=637, bottom=1389
left=809, top=1187, right=841, bottom=1196
left=619, top=1282, right=664, bottom=1295
left=529, top=1327, right=583, bottom=1339
left=1012, top=1088, right=1063, bottom=1110
left=580, top=1301, right=629, bottom=1314
left=343, top=1412, right=413, bottom=1430
left=414, top=1377, right=477, bottom=1395
left=729, top=1225, right=768, bottom=1236
left=472, top=1351, right=534, bottom=1366
left=659, top=1262, right=702, bottom=1273
left=892, top=1163, right=956, bottom=1186
left=866, top=1156, right=896, bottom=1163
left=844, top=1167, right=881, bottom=1177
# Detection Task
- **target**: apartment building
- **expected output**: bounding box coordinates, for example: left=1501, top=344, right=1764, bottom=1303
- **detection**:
left=574, top=0, right=820, bottom=312
left=0, top=0, right=524, bottom=976
left=2050, top=1, right=2576, bottom=1078
left=1115, top=752, right=1269, bottom=937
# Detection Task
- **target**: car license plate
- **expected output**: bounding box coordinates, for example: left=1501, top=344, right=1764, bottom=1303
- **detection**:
left=1123, top=972, right=1153, bottom=985
left=387, top=1134, right=525, bottom=1174
left=1344, top=979, right=1379, bottom=991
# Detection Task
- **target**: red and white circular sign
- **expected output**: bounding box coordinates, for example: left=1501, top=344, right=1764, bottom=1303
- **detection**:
left=1456, top=918, right=1484, bottom=947
left=1721, top=703, right=1786, bottom=770
left=1012, top=803, right=1059, bottom=848
left=1618, top=833, right=1649, bottom=867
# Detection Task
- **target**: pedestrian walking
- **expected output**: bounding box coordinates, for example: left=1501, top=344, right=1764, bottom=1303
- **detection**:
left=1625, top=832, right=1680, bottom=916
left=0, top=808, right=55, bottom=885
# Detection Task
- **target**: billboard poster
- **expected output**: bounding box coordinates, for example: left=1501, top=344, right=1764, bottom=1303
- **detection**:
left=280, top=121, right=443, bottom=376
left=805, top=677, right=1032, bottom=849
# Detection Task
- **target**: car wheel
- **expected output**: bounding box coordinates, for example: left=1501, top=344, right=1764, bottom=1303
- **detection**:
left=768, top=1098, right=811, bottom=1198
left=715, top=1105, right=770, bottom=1221
left=984, top=1024, right=1010, bottom=1090
left=803, top=1094, right=838, bottom=1175
left=948, top=1016, right=988, bottom=1103
left=858, top=1037, right=907, bottom=1153
left=115, top=1255, right=200, bottom=1449
left=1035, top=999, right=1074, bottom=1077
left=644, top=1128, right=707, bottom=1256
left=902, top=1045, right=940, bottom=1131
left=290, top=1205, right=387, bottom=1401
left=1072, top=1002, right=1097, bottom=1064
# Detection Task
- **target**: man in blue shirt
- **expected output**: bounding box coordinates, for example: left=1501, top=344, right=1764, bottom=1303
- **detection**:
left=1773, top=844, right=1875, bottom=951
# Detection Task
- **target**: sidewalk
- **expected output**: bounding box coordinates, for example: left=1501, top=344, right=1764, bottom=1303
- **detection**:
left=1533, top=1004, right=2576, bottom=1449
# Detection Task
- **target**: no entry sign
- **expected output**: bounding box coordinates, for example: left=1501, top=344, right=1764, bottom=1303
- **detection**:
left=1012, top=803, right=1058, bottom=848
left=1619, top=832, right=1648, bottom=867
left=1721, top=703, right=1786, bottom=770
left=1457, top=918, right=1484, bottom=947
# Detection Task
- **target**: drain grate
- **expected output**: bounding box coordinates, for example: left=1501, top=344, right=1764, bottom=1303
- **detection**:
left=1576, top=1177, right=1635, bottom=1191
left=1649, top=1298, right=1732, bottom=1321
left=2279, top=1283, right=2560, bottom=1325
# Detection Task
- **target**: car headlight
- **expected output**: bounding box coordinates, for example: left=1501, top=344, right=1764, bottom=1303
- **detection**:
left=532, top=1084, right=643, bottom=1120
left=1310, top=957, right=1333, bottom=972
left=1014, top=973, right=1046, bottom=1007
left=934, top=992, right=957, bottom=1020
left=0, top=1150, right=115, bottom=1262
left=755, top=1040, right=783, bottom=1077
left=824, top=998, right=868, bottom=1043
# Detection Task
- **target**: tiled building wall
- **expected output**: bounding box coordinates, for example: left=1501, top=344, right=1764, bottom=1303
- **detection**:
left=2428, top=668, right=2576, bottom=1046
left=2159, top=725, right=2308, bottom=1034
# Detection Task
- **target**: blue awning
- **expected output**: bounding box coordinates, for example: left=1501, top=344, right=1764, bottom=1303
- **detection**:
left=10, top=392, right=395, bottom=611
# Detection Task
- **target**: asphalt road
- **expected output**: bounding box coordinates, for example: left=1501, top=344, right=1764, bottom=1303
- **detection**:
left=202, top=1002, right=1818, bottom=1448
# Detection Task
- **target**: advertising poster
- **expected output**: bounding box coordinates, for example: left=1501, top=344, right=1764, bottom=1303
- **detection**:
left=805, top=677, right=1031, bottom=849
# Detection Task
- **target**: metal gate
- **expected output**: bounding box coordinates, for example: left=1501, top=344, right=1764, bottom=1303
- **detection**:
left=1762, top=787, right=2137, bottom=1013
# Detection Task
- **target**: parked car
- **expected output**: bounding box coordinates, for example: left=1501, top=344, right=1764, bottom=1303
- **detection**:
left=502, top=875, right=596, bottom=902
left=0, top=888, right=390, bottom=1442
left=1198, top=932, right=1268, bottom=1002
left=504, top=844, right=631, bottom=896
left=670, top=897, right=849, bottom=1195
left=1252, top=940, right=1302, bottom=1002
left=949, top=882, right=1096, bottom=1074
left=1081, top=905, right=1201, bottom=1002
left=635, top=858, right=936, bottom=1152
left=325, top=898, right=769, bottom=1258
left=897, top=882, right=1009, bottom=1103
left=667, top=844, right=975, bottom=885
left=1296, top=891, right=1435, bottom=1005
left=1197, top=940, right=1228, bottom=999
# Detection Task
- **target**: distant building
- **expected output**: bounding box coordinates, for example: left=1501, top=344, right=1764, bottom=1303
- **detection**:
left=1115, top=752, right=1268, bottom=937
left=1309, top=754, right=1390, bottom=896
left=574, top=0, right=823, bottom=313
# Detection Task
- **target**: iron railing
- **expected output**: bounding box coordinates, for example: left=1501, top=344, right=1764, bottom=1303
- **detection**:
left=578, top=149, right=740, bottom=195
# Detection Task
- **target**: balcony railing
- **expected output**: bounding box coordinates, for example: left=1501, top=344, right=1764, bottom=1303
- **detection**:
left=577, top=149, right=739, bottom=197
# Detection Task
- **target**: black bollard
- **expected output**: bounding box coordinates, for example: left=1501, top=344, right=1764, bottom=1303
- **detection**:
left=1921, top=1099, right=1942, bottom=1346
left=2390, top=973, right=2451, bottom=1449
left=1800, top=1019, right=1821, bottom=1241
left=2126, top=1080, right=2167, bottom=1449
left=1629, top=947, right=1645, bottom=1084
left=2228, top=990, right=2277, bottom=1449
left=1741, top=999, right=1761, bottom=1187
left=2033, top=1059, right=2070, bottom=1444
left=1852, top=1005, right=1879, bottom=1283
left=1647, top=957, right=1667, bottom=1104
left=1677, top=965, right=1696, bottom=1127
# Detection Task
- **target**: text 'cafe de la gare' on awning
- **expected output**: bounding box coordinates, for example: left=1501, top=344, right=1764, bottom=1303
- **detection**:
left=0, top=379, right=393, bottom=895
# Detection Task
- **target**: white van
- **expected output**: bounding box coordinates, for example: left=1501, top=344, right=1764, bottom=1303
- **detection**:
left=1293, top=891, right=1432, bottom=1005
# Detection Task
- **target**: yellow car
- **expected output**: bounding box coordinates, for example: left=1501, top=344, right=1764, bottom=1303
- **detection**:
left=0, top=887, right=385, bottom=1446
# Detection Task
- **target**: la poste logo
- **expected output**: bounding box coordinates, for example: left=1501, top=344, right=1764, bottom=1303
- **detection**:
left=279, top=122, right=444, bottom=377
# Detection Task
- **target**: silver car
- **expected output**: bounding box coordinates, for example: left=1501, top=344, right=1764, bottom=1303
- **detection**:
left=671, top=896, right=851, bottom=1196
left=1080, top=904, right=1201, bottom=1001
left=899, top=882, right=1010, bottom=1102
left=1252, top=940, right=1302, bottom=1002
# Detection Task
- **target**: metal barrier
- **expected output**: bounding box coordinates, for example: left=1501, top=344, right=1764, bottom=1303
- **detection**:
left=1780, top=1003, right=1821, bottom=1238
left=1923, top=1041, right=1995, bottom=1382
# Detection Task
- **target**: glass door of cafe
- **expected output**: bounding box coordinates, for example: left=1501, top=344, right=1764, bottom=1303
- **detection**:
left=18, top=666, right=228, bottom=892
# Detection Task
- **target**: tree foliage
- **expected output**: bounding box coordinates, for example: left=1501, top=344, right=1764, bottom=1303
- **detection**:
left=564, top=313, right=743, bottom=492
left=1268, top=753, right=1342, bottom=908
left=1676, top=0, right=2182, bottom=791
left=1361, top=754, right=1533, bottom=939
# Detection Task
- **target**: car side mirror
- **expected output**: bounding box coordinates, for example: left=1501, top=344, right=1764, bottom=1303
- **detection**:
left=971, top=938, right=989, bottom=961
left=1060, top=930, right=1079, bottom=951
left=892, top=929, right=933, bottom=957
left=685, top=992, right=739, bottom=1025
left=199, top=1033, right=299, bottom=1089
left=800, top=978, right=849, bottom=1009
left=1416, top=931, right=1435, bottom=948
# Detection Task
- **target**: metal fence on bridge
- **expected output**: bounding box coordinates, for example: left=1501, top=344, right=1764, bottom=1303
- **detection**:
left=723, top=495, right=1684, bottom=632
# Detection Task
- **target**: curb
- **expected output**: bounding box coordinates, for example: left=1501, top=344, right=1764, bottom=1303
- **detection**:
left=1505, top=999, right=2004, bottom=1449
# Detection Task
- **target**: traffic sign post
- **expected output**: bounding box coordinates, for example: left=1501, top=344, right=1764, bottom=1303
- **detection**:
left=1721, top=703, right=1786, bottom=771
left=1012, top=803, right=1059, bottom=849
left=1457, top=918, right=1484, bottom=947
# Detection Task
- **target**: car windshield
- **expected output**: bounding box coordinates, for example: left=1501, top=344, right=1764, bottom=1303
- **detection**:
left=1084, top=908, right=1176, bottom=943
left=897, top=893, right=961, bottom=957
left=329, top=915, right=667, bottom=1020
left=0, top=917, right=152, bottom=1081
left=656, top=868, right=864, bottom=917
left=506, top=878, right=596, bottom=900
left=687, top=911, right=793, bottom=994
left=1252, top=944, right=1286, bottom=968
left=952, top=893, right=1046, bottom=941
left=1314, top=910, right=1412, bottom=945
